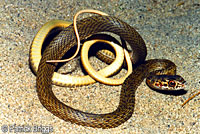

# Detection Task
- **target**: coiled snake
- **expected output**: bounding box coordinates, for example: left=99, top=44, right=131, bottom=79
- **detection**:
left=30, top=19, right=132, bottom=86
left=35, top=14, right=185, bottom=128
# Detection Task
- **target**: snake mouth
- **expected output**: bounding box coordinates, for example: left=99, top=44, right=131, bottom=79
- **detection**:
left=181, top=80, right=187, bottom=87
left=177, top=78, right=186, bottom=90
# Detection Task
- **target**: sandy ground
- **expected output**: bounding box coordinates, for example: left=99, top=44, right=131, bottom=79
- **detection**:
left=0, top=0, right=200, bottom=133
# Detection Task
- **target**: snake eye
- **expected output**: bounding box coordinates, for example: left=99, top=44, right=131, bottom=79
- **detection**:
left=168, top=80, right=176, bottom=87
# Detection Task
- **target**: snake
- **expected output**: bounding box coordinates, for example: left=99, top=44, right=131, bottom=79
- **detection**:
left=35, top=14, right=185, bottom=128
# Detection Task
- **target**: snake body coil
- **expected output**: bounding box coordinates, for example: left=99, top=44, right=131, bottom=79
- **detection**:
left=36, top=15, right=182, bottom=128
left=30, top=20, right=130, bottom=86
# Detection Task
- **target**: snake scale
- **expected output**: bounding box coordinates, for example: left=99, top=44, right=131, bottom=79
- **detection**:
left=36, top=15, right=185, bottom=128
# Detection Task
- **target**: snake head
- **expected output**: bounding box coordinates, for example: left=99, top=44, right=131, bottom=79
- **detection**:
left=146, top=75, right=186, bottom=90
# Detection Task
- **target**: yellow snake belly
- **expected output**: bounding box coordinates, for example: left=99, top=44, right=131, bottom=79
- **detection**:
left=36, top=15, right=178, bottom=128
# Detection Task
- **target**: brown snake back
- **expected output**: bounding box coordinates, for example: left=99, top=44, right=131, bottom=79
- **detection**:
left=36, top=15, right=177, bottom=128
